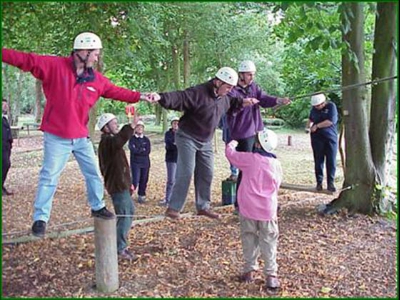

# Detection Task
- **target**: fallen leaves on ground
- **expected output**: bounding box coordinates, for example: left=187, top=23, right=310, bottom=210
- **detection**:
left=1, top=131, right=397, bottom=297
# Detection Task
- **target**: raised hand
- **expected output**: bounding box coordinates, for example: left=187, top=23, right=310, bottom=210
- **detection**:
left=228, top=140, right=238, bottom=150
left=277, top=97, right=291, bottom=105
left=243, top=98, right=260, bottom=107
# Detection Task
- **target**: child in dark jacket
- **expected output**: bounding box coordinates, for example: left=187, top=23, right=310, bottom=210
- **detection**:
left=128, top=120, right=151, bottom=203
left=160, top=117, right=179, bottom=206
left=97, top=113, right=138, bottom=261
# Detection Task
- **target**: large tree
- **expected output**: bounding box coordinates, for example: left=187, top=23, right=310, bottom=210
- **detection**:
left=329, top=2, right=397, bottom=215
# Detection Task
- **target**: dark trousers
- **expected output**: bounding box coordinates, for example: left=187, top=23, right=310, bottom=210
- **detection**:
left=311, top=137, right=338, bottom=186
left=111, top=190, right=135, bottom=253
left=2, top=147, right=11, bottom=190
left=131, top=163, right=150, bottom=196
left=234, top=136, right=256, bottom=209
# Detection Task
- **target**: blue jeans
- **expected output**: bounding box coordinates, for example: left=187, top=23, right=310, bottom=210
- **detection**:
left=33, top=132, right=105, bottom=222
left=165, top=162, right=177, bottom=203
left=111, top=190, right=134, bottom=253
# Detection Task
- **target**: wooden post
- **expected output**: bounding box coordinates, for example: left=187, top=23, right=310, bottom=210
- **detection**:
left=94, top=217, right=119, bottom=293
left=287, top=135, right=292, bottom=146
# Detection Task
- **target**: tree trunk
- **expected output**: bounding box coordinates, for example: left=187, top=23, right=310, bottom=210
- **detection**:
left=369, top=2, right=397, bottom=213
left=13, top=69, right=25, bottom=126
left=331, top=3, right=375, bottom=215
left=35, top=79, right=43, bottom=123
left=183, top=30, right=191, bottom=88
left=88, top=55, right=104, bottom=143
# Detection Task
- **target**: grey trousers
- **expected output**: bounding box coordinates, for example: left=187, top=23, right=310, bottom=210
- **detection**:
left=168, top=129, right=214, bottom=212
left=239, top=214, right=279, bottom=276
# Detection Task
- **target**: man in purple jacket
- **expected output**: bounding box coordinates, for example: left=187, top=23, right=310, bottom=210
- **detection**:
left=227, top=60, right=291, bottom=213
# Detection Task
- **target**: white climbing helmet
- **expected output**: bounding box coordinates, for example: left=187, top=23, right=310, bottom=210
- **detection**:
left=238, top=60, right=256, bottom=72
left=97, top=113, right=116, bottom=130
left=311, top=93, right=326, bottom=106
left=73, top=32, right=103, bottom=50
left=215, top=67, right=238, bottom=86
left=258, top=128, right=278, bottom=152
left=170, top=116, right=179, bottom=123
left=136, top=120, right=145, bottom=127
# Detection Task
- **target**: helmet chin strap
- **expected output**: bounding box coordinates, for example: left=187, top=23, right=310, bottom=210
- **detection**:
left=213, top=78, right=224, bottom=96
left=75, top=50, right=92, bottom=70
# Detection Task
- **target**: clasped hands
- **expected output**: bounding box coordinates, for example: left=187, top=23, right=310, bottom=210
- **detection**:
left=140, top=92, right=161, bottom=102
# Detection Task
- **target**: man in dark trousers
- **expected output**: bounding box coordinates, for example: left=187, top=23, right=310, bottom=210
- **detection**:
left=150, top=67, right=259, bottom=220
left=2, top=99, right=14, bottom=196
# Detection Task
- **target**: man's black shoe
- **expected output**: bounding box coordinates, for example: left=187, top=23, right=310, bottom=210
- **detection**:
left=32, top=220, right=46, bottom=238
left=327, top=184, right=336, bottom=192
left=316, top=184, right=323, bottom=191
left=91, top=207, right=115, bottom=219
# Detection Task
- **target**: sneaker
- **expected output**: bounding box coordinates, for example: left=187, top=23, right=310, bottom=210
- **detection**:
left=159, top=199, right=169, bottom=206
left=327, top=184, right=336, bottom=192
left=197, top=209, right=220, bottom=219
left=118, top=248, right=138, bottom=261
left=91, top=207, right=115, bottom=219
left=32, top=220, right=46, bottom=238
left=233, top=207, right=239, bottom=215
left=316, top=183, right=323, bottom=191
left=266, top=275, right=280, bottom=289
left=137, top=195, right=146, bottom=204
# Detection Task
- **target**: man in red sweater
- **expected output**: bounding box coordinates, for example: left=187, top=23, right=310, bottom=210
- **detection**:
left=2, top=32, right=154, bottom=237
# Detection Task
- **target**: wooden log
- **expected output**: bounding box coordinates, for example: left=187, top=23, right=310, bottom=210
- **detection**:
left=94, top=217, right=119, bottom=293
left=280, top=183, right=334, bottom=195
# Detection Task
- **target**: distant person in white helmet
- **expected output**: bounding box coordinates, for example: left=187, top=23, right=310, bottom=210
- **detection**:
left=97, top=112, right=140, bottom=261
left=149, top=67, right=260, bottom=220
left=225, top=128, right=282, bottom=292
left=2, top=32, right=157, bottom=238
left=305, top=93, right=338, bottom=192
left=227, top=60, right=291, bottom=214
left=128, top=120, right=151, bottom=204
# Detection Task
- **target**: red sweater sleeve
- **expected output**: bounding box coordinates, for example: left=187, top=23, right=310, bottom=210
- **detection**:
left=98, top=72, right=141, bottom=103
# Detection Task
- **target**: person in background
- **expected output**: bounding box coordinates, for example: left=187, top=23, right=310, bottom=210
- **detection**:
left=218, top=113, right=239, bottom=182
left=225, top=128, right=282, bottom=292
left=2, top=99, right=14, bottom=196
left=2, top=32, right=155, bottom=237
left=97, top=112, right=139, bottom=261
left=227, top=60, right=290, bottom=214
left=160, top=116, right=179, bottom=206
left=128, top=120, right=151, bottom=204
left=305, top=93, right=338, bottom=192
left=149, top=67, right=259, bottom=220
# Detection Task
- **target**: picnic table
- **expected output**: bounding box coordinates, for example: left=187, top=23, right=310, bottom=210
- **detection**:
left=10, top=125, right=23, bottom=146
left=263, top=118, right=285, bottom=129
left=23, top=122, right=41, bottom=135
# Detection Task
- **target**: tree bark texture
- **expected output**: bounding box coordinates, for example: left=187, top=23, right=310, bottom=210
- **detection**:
left=35, top=79, right=43, bottom=123
left=369, top=2, right=397, bottom=186
left=336, top=2, right=375, bottom=214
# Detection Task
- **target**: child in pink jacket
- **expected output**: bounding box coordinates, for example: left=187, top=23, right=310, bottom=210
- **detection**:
left=225, top=128, right=282, bottom=291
